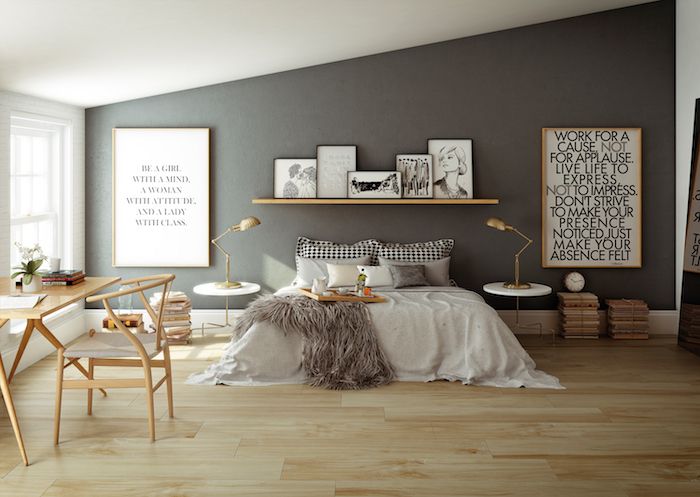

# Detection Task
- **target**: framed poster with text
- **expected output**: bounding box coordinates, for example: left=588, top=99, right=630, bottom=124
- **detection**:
left=542, top=127, right=642, bottom=268
left=683, top=123, right=700, bottom=274
left=112, top=128, right=210, bottom=267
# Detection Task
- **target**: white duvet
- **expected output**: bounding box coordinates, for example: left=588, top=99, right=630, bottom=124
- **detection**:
left=187, top=286, right=563, bottom=389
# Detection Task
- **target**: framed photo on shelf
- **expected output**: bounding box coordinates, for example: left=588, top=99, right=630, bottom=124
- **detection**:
left=541, top=127, right=642, bottom=268
left=317, top=145, right=357, bottom=198
left=396, top=154, right=433, bottom=198
left=428, top=139, right=474, bottom=199
left=347, top=171, right=402, bottom=199
left=112, top=128, right=210, bottom=267
left=273, top=158, right=317, bottom=198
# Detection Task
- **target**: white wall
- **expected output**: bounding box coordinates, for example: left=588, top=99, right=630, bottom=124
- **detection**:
left=0, top=91, right=85, bottom=360
left=676, top=0, right=700, bottom=306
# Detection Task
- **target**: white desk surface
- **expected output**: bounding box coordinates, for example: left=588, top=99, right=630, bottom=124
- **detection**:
left=483, top=282, right=552, bottom=297
left=193, top=282, right=261, bottom=297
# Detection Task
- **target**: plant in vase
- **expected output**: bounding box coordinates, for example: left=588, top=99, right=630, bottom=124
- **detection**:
left=11, top=243, right=47, bottom=293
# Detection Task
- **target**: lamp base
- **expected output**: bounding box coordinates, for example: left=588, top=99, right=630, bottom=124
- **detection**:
left=214, top=281, right=242, bottom=289
left=503, top=281, right=532, bottom=290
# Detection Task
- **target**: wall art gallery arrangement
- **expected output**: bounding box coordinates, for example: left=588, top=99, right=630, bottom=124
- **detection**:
left=272, top=140, right=474, bottom=199
left=542, top=127, right=642, bottom=268
left=112, top=128, right=210, bottom=267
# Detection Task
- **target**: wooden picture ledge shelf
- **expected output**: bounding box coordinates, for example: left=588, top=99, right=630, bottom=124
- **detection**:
left=251, top=198, right=499, bottom=205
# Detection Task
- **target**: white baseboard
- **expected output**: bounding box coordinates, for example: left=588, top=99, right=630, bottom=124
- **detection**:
left=0, top=307, right=86, bottom=376
left=85, top=308, right=680, bottom=337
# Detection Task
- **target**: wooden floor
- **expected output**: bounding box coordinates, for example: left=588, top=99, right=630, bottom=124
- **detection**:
left=1, top=334, right=700, bottom=497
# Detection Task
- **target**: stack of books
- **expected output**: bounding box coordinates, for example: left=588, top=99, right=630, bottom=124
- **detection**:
left=41, top=270, right=85, bottom=286
left=149, top=291, right=192, bottom=345
left=606, top=299, right=649, bottom=339
left=558, top=292, right=600, bottom=339
left=102, top=313, right=146, bottom=334
left=679, top=303, right=700, bottom=346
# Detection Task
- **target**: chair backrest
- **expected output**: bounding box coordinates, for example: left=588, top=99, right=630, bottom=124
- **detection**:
left=87, top=274, right=175, bottom=356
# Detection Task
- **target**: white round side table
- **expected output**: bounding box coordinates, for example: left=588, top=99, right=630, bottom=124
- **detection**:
left=483, top=282, right=553, bottom=343
left=193, top=282, right=261, bottom=335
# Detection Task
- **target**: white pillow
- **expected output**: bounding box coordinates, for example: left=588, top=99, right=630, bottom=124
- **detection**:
left=357, top=265, right=393, bottom=287
left=327, top=264, right=361, bottom=288
left=378, top=256, right=451, bottom=286
left=295, top=255, right=371, bottom=286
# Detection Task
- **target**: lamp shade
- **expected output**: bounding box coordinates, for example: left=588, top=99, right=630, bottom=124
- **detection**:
left=486, top=217, right=508, bottom=231
left=236, top=216, right=261, bottom=231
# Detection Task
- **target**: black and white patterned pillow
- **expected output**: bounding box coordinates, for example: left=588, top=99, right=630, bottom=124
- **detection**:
left=377, top=239, right=454, bottom=262
left=296, top=237, right=380, bottom=264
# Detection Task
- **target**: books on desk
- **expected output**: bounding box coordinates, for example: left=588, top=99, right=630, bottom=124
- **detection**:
left=41, top=270, right=85, bottom=286
left=0, top=294, right=47, bottom=309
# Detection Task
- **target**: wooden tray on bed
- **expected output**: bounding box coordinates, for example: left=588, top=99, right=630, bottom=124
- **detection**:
left=298, top=288, right=386, bottom=303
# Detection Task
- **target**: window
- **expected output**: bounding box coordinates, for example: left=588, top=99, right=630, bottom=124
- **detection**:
left=10, top=114, right=73, bottom=270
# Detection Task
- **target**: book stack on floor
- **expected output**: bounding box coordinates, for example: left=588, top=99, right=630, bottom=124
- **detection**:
left=149, top=291, right=192, bottom=345
left=102, top=313, right=145, bottom=334
left=41, top=270, right=85, bottom=286
left=679, top=303, right=700, bottom=346
left=606, top=299, right=649, bottom=339
left=558, top=292, right=600, bottom=339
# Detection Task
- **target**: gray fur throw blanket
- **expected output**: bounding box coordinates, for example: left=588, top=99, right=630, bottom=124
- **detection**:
left=233, top=295, right=394, bottom=389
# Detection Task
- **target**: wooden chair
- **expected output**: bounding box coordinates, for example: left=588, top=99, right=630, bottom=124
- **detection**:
left=54, top=274, right=176, bottom=444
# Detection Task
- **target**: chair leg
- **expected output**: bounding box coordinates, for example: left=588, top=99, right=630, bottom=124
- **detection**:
left=87, top=358, right=94, bottom=415
left=163, top=346, right=174, bottom=418
left=54, top=348, right=65, bottom=446
left=143, top=360, right=156, bottom=442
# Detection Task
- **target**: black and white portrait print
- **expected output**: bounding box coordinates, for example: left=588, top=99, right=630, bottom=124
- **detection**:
left=427, top=139, right=474, bottom=199
left=396, top=154, right=433, bottom=198
left=347, top=171, right=402, bottom=199
left=274, top=158, right=317, bottom=199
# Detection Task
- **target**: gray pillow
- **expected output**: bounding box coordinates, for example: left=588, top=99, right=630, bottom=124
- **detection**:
left=295, top=255, right=371, bottom=286
left=388, top=265, right=430, bottom=288
left=379, top=256, right=450, bottom=286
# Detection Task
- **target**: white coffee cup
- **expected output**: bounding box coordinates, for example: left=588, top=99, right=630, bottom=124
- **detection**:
left=49, top=257, right=61, bottom=272
left=311, top=277, right=327, bottom=295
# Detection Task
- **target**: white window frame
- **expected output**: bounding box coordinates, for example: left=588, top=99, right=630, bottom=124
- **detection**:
left=10, top=112, right=74, bottom=270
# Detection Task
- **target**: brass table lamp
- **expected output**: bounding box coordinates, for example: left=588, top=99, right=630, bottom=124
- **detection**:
left=212, top=216, right=261, bottom=289
left=486, top=217, right=532, bottom=289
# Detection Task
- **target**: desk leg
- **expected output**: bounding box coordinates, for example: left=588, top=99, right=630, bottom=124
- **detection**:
left=201, top=296, right=234, bottom=337
left=0, top=353, right=29, bottom=466
left=514, top=297, right=555, bottom=346
left=7, top=320, right=35, bottom=383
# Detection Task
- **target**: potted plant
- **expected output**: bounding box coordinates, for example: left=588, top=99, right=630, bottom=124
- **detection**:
left=11, top=243, right=47, bottom=293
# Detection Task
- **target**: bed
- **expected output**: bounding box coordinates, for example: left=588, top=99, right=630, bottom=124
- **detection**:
left=187, top=284, right=563, bottom=389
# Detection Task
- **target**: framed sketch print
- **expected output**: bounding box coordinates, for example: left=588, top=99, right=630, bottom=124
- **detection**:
left=274, top=158, right=317, bottom=198
left=317, top=145, right=357, bottom=198
left=542, top=127, right=642, bottom=268
left=428, top=139, right=474, bottom=199
left=112, top=128, right=210, bottom=267
left=396, top=154, right=433, bottom=198
left=348, top=171, right=402, bottom=199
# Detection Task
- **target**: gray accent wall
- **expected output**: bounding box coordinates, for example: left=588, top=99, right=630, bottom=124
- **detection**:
left=86, top=0, right=675, bottom=310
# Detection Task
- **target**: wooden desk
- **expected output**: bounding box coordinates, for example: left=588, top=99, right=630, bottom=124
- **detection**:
left=0, top=276, right=120, bottom=465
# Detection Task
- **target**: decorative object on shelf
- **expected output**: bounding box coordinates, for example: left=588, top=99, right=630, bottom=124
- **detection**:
left=558, top=292, right=600, bottom=339
left=317, top=145, right=357, bottom=198
left=485, top=217, right=533, bottom=289
left=542, top=127, right=642, bottom=268
left=396, top=154, right=433, bottom=198
left=274, top=158, right=317, bottom=199
left=112, top=128, right=210, bottom=267
left=563, top=271, right=585, bottom=292
left=11, top=243, right=47, bottom=293
left=348, top=171, right=402, bottom=199
left=211, top=216, right=261, bottom=289
left=606, top=299, right=649, bottom=339
left=149, top=291, right=192, bottom=344
left=428, top=139, right=473, bottom=199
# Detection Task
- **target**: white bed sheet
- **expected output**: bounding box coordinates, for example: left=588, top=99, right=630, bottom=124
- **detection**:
left=187, top=285, right=563, bottom=389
